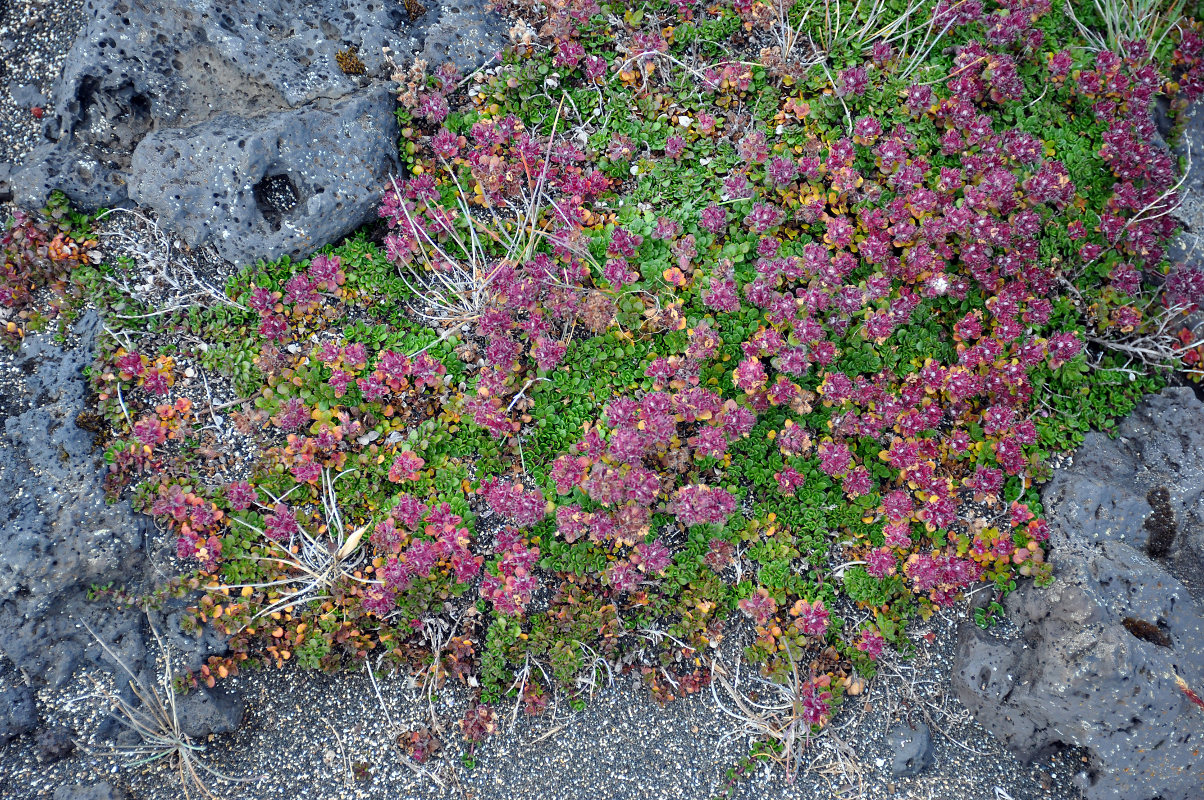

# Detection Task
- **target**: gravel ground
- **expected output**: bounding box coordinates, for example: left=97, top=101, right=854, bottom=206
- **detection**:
left=0, top=0, right=85, bottom=170
left=0, top=601, right=1085, bottom=800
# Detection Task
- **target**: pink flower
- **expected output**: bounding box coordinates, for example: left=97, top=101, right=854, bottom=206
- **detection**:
left=733, top=357, right=768, bottom=391
left=800, top=680, right=832, bottom=726
left=793, top=597, right=829, bottom=636
left=670, top=484, right=736, bottom=527
left=866, top=548, right=896, bottom=578
left=274, top=397, right=309, bottom=432
left=142, top=368, right=171, bottom=395
left=480, top=478, right=547, bottom=527
left=699, top=204, right=728, bottom=234
left=737, top=131, right=769, bottom=164
left=856, top=629, right=886, bottom=660
left=291, top=460, right=322, bottom=484
left=392, top=494, right=429, bottom=530
left=634, top=540, right=672, bottom=574
left=608, top=227, right=643, bottom=258
left=739, top=588, right=778, bottom=625
left=606, top=561, right=640, bottom=592
left=775, top=467, right=806, bottom=496
left=1046, top=332, right=1083, bottom=368
left=480, top=532, right=541, bottom=616
left=265, top=504, right=301, bottom=541
left=837, top=66, right=868, bottom=96
left=766, top=156, right=797, bottom=186
left=115, top=352, right=146, bottom=377
left=884, top=522, right=913, bottom=549
left=133, top=417, right=167, bottom=448
left=430, top=128, right=460, bottom=159
left=818, top=440, right=853, bottom=477
left=259, top=314, right=288, bottom=342
left=388, top=450, right=425, bottom=482
left=532, top=337, right=567, bottom=371
left=226, top=481, right=258, bottom=511
left=555, top=505, right=590, bottom=543
left=704, top=538, right=735, bottom=572
left=362, top=585, right=396, bottom=616
left=842, top=466, right=873, bottom=497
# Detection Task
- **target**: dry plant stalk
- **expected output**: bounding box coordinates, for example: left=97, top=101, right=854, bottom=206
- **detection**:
left=94, top=208, right=246, bottom=318
left=222, top=467, right=369, bottom=629
left=84, top=617, right=254, bottom=799
left=709, top=644, right=826, bottom=782
left=1066, top=0, right=1186, bottom=61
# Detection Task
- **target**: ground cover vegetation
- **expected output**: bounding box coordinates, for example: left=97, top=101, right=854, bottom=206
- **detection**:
left=5, top=0, right=1204, bottom=781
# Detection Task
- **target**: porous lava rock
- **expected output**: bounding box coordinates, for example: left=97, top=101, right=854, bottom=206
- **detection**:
left=0, top=312, right=240, bottom=741
left=0, top=311, right=150, bottom=687
left=11, top=0, right=504, bottom=265
left=886, top=721, right=933, bottom=778
left=953, top=388, right=1204, bottom=800
left=51, top=783, right=129, bottom=800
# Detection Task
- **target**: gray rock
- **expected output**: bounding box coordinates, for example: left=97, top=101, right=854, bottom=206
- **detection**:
left=1039, top=386, right=1204, bottom=596
left=149, top=604, right=233, bottom=674
left=1171, top=102, right=1204, bottom=263
left=35, top=726, right=77, bottom=763
left=175, top=685, right=245, bottom=739
left=886, top=721, right=932, bottom=777
left=8, top=82, right=46, bottom=108
left=0, top=685, right=37, bottom=745
left=126, top=85, right=398, bottom=265
left=11, top=0, right=504, bottom=265
left=52, top=782, right=129, bottom=800
left=0, top=312, right=149, bottom=686
left=953, top=388, right=1204, bottom=800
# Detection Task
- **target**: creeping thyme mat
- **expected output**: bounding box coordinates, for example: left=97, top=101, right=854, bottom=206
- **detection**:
left=6, top=0, right=1204, bottom=786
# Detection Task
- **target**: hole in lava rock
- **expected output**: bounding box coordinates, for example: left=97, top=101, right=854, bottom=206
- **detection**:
left=1144, top=486, right=1176, bottom=558
left=1122, top=617, right=1172, bottom=648
left=253, top=173, right=301, bottom=231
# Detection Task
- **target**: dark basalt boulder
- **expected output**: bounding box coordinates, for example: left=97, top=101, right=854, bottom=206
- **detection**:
left=0, top=311, right=149, bottom=687
left=52, top=783, right=129, bottom=800
left=0, top=312, right=241, bottom=744
left=886, top=721, right=933, bottom=778
left=173, top=684, right=246, bottom=739
left=952, top=388, right=1204, bottom=800
left=0, top=685, right=38, bottom=746
left=124, top=85, right=400, bottom=265
left=10, top=0, right=505, bottom=265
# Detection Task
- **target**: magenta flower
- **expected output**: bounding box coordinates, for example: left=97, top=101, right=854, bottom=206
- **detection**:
left=550, top=455, right=587, bottom=494
left=480, top=478, right=547, bottom=527
left=856, top=628, right=886, bottom=660
left=670, top=484, right=736, bottom=527
left=265, top=504, right=301, bottom=541
left=605, top=561, right=640, bottom=593
left=817, top=440, right=853, bottom=477
left=793, top=597, right=829, bottom=636
left=738, top=587, right=778, bottom=625
left=291, top=460, right=322, bottom=484
left=634, top=540, right=672, bottom=574
left=388, top=450, right=425, bottom=483
left=699, top=203, right=728, bottom=234
left=866, top=548, right=896, bottom=578
left=226, top=481, right=258, bottom=511
left=274, top=397, right=309, bottom=432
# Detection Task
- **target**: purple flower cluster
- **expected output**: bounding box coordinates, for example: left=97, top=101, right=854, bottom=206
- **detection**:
left=480, top=478, right=547, bottom=527
left=670, top=484, right=736, bottom=527
left=480, top=528, right=541, bottom=616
